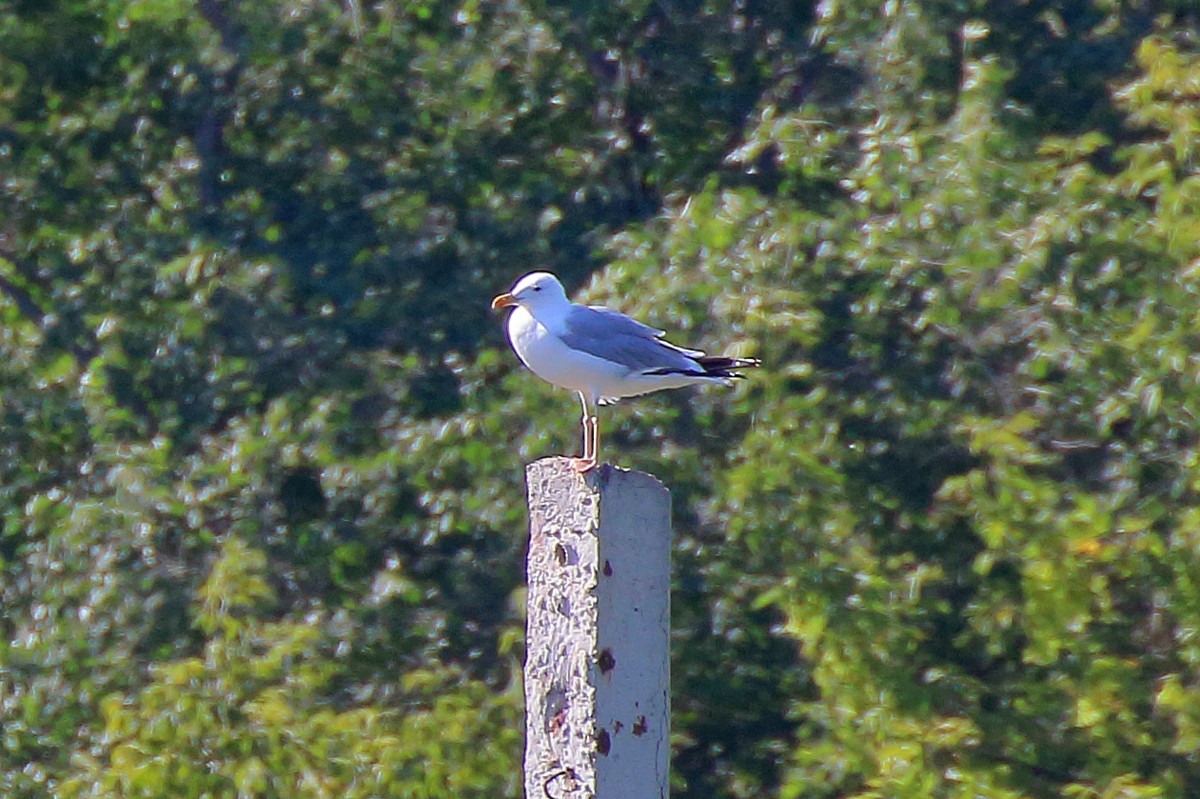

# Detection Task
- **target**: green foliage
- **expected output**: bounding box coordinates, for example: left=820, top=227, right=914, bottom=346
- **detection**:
left=1, top=0, right=1199, bottom=797
left=61, top=537, right=520, bottom=798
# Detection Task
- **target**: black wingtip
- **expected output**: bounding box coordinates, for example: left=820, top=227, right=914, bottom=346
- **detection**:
left=694, top=355, right=761, bottom=378
left=644, top=355, right=761, bottom=379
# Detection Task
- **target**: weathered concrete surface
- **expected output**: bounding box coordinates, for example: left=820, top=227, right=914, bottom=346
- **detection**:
left=524, top=457, right=670, bottom=799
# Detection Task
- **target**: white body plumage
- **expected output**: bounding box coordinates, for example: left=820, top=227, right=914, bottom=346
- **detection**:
left=506, top=303, right=718, bottom=404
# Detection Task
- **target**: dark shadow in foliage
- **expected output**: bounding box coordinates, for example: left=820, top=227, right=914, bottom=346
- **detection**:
left=981, top=0, right=1160, bottom=136
left=279, top=466, right=326, bottom=525
left=672, top=563, right=811, bottom=799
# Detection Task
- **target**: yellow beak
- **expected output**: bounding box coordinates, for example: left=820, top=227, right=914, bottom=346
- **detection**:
left=491, top=292, right=517, bottom=310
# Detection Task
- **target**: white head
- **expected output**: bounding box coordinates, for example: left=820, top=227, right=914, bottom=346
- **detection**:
left=491, top=271, right=570, bottom=315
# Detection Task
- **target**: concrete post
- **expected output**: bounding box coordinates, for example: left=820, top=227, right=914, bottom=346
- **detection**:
left=523, top=457, right=671, bottom=799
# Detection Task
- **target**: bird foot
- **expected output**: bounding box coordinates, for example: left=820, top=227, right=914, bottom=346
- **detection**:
left=569, top=456, right=598, bottom=473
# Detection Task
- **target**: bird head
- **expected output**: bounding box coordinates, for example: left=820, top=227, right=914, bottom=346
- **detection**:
left=491, top=272, right=569, bottom=313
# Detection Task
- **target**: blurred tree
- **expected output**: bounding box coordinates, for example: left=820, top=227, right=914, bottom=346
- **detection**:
left=0, top=0, right=1198, bottom=797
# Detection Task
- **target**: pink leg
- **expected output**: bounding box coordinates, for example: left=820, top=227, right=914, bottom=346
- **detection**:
left=571, top=417, right=598, bottom=472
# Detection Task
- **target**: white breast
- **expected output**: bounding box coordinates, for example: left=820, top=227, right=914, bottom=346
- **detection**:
left=507, top=306, right=629, bottom=395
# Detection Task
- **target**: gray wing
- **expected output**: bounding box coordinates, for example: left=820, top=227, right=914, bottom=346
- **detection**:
left=560, top=304, right=704, bottom=373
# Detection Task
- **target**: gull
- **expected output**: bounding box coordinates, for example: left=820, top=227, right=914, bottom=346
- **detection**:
left=491, top=271, right=759, bottom=472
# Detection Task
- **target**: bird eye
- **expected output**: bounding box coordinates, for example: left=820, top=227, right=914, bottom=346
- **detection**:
left=533, top=286, right=542, bottom=292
